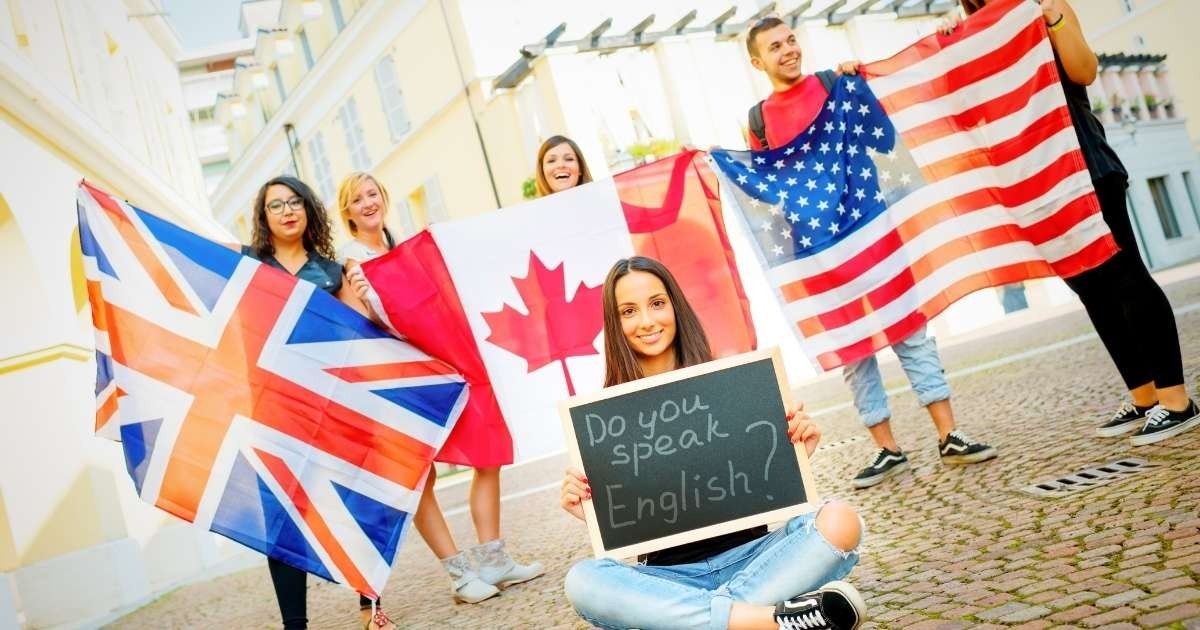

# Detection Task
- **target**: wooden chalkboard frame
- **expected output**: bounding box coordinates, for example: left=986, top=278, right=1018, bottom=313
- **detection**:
left=557, top=347, right=820, bottom=560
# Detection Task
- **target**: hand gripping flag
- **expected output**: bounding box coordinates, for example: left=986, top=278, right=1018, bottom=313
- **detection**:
left=78, top=181, right=467, bottom=597
left=360, top=150, right=756, bottom=462
left=712, top=0, right=1116, bottom=370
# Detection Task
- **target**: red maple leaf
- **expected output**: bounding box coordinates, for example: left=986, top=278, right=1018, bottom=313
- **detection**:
left=481, top=252, right=603, bottom=395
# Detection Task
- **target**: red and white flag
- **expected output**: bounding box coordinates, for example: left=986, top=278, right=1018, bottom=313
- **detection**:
left=713, top=0, right=1115, bottom=369
left=361, top=151, right=755, bottom=462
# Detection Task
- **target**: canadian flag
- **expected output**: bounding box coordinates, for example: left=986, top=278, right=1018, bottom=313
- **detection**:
left=361, top=150, right=755, bottom=463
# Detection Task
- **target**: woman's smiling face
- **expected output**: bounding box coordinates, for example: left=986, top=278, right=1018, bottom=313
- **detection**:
left=541, top=142, right=583, bottom=193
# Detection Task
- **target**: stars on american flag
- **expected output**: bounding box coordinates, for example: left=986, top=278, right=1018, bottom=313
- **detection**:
left=711, top=75, right=921, bottom=265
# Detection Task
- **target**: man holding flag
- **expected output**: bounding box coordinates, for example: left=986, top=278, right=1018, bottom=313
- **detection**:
left=738, top=15, right=999, bottom=490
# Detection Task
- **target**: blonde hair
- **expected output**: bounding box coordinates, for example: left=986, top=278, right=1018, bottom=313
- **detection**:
left=336, top=172, right=391, bottom=236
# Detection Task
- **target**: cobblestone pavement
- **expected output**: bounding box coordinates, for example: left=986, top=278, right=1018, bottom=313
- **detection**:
left=109, top=275, right=1200, bottom=629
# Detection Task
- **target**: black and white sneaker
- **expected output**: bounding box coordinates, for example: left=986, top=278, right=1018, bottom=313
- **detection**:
left=774, top=580, right=866, bottom=630
left=1130, top=400, right=1200, bottom=446
left=1097, top=401, right=1156, bottom=437
left=938, top=430, right=998, bottom=464
left=852, top=447, right=909, bottom=489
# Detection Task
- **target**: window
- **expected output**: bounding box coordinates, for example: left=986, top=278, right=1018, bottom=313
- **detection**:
left=374, top=55, right=410, bottom=141
left=1147, top=176, right=1181, bottom=239
left=1183, top=171, right=1199, bottom=225
left=406, top=176, right=448, bottom=228
left=338, top=97, right=371, bottom=170
left=271, top=64, right=286, bottom=103
left=331, top=0, right=346, bottom=32
left=298, top=29, right=315, bottom=70
left=188, top=107, right=215, bottom=123
left=424, top=176, right=447, bottom=223
left=307, top=132, right=335, bottom=202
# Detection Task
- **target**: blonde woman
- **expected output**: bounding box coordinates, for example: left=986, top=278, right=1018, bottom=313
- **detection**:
left=336, top=172, right=544, bottom=604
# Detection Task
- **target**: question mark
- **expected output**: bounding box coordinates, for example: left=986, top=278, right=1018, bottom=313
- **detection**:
left=745, top=420, right=778, bottom=501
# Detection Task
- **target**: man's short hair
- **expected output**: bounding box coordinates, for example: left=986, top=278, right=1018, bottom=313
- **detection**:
left=746, top=16, right=786, bottom=58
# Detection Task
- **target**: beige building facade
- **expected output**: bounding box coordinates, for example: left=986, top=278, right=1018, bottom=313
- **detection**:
left=0, top=1, right=253, bottom=627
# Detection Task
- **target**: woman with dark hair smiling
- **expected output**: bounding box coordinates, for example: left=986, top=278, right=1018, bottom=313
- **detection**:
left=560, top=256, right=868, bottom=630
left=242, top=175, right=394, bottom=630
left=534, top=135, right=593, bottom=196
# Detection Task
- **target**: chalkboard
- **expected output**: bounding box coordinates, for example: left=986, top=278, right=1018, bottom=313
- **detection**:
left=558, top=347, right=818, bottom=560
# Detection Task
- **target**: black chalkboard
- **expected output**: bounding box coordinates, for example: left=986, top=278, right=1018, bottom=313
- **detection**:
left=559, top=348, right=817, bottom=559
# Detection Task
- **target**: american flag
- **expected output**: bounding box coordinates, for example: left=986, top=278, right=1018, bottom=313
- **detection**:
left=713, top=0, right=1116, bottom=370
left=78, top=182, right=467, bottom=597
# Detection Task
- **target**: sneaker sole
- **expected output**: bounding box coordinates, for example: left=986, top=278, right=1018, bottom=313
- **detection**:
left=453, top=589, right=500, bottom=605
left=1096, top=419, right=1144, bottom=437
left=851, top=460, right=910, bottom=489
left=822, top=580, right=867, bottom=630
left=941, top=446, right=998, bottom=465
left=495, top=569, right=546, bottom=590
left=1130, top=410, right=1200, bottom=446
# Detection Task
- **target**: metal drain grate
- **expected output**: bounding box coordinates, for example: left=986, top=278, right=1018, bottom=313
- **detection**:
left=816, top=434, right=868, bottom=453
left=1020, top=457, right=1162, bottom=498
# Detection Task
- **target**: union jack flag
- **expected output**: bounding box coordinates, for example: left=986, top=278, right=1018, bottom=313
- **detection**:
left=78, top=181, right=467, bottom=597
left=713, top=0, right=1116, bottom=370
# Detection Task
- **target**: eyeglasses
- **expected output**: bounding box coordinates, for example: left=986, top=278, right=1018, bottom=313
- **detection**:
left=266, top=197, right=305, bottom=215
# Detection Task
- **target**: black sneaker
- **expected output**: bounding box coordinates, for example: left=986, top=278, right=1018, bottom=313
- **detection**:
left=1097, top=401, right=1156, bottom=437
left=938, top=430, right=998, bottom=464
left=774, top=580, right=866, bottom=630
left=852, top=447, right=909, bottom=489
left=1130, top=400, right=1200, bottom=446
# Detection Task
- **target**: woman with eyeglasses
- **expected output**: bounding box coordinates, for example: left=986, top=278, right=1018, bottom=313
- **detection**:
left=242, top=175, right=395, bottom=630
left=334, top=171, right=544, bottom=605
left=941, top=0, right=1196, bottom=444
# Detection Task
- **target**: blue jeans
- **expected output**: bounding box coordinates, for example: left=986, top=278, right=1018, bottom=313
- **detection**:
left=842, top=325, right=951, bottom=428
left=564, top=508, right=859, bottom=630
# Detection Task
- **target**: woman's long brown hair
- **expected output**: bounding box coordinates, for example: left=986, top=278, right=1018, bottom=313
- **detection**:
left=534, top=135, right=593, bottom=197
left=602, top=257, right=712, bottom=387
left=249, top=175, right=335, bottom=260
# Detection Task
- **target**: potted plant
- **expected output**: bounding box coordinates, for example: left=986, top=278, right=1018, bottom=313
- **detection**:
left=521, top=176, right=537, bottom=199
left=1110, top=95, right=1124, bottom=118
left=1091, top=97, right=1107, bottom=114
left=1144, top=94, right=1160, bottom=115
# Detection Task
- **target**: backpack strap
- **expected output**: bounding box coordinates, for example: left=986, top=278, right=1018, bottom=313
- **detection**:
left=815, top=69, right=838, bottom=93
left=748, top=100, right=769, bottom=150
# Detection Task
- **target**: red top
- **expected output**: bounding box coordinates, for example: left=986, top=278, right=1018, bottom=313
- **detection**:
left=749, top=74, right=830, bottom=150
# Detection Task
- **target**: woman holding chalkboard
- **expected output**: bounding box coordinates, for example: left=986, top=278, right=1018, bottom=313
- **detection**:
left=560, top=256, right=867, bottom=630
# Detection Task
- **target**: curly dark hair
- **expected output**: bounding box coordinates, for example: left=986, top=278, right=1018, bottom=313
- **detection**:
left=249, top=175, right=335, bottom=260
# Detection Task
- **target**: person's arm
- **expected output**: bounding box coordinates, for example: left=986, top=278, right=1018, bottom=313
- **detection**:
left=1041, top=0, right=1097, bottom=86
left=560, top=467, right=590, bottom=521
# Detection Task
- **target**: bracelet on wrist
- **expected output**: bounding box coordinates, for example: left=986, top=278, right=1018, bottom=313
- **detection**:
left=1047, top=12, right=1066, bottom=31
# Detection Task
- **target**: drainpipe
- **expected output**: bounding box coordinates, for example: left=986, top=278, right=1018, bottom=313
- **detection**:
left=437, top=0, right=503, bottom=209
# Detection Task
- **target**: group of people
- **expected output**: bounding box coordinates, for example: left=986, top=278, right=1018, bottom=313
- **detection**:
left=233, top=0, right=1193, bottom=628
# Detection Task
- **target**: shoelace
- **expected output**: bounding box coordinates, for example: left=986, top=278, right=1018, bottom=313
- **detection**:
left=1144, top=405, right=1171, bottom=427
left=871, top=447, right=894, bottom=466
left=778, top=609, right=828, bottom=630
left=945, top=429, right=977, bottom=445
left=1112, top=401, right=1137, bottom=420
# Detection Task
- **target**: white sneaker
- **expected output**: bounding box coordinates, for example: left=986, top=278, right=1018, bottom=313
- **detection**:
left=470, top=539, right=545, bottom=589
left=441, top=551, right=499, bottom=604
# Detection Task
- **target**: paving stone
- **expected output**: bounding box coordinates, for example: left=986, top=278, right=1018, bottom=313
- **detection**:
left=1094, top=589, right=1149, bottom=609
